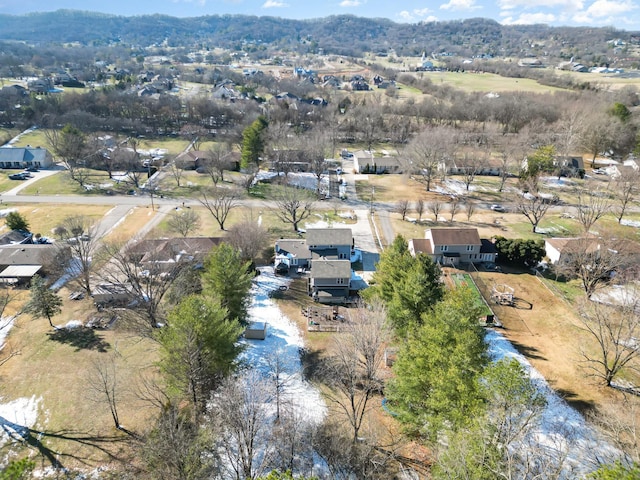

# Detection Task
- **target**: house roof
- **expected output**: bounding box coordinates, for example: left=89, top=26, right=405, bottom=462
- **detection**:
left=0, top=244, right=55, bottom=265
left=130, top=237, right=222, bottom=264
left=0, top=230, right=32, bottom=245
left=427, top=228, right=481, bottom=246
left=545, top=237, right=600, bottom=254
left=311, top=259, right=351, bottom=278
left=0, top=265, right=42, bottom=278
left=0, top=147, right=50, bottom=163
left=306, top=228, right=352, bottom=247
left=275, top=239, right=310, bottom=259
left=409, top=238, right=433, bottom=255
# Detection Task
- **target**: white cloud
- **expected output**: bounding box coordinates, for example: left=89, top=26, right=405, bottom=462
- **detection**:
left=340, top=0, right=362, bottom=6
left=262, top=0, right=288, bottom=7
left=501, top=12, right=558, bottom=23
left=397, top=7, right=439, bottom=21
left=498, top=0, right=583, bottom=10
left=573, top=0, right=636, bottom=21
left=440, top=0, right=481, bottom=10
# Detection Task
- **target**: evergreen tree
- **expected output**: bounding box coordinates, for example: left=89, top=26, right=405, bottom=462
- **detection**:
left=158, top=295, right=243, bottom=414
left=4, top=211, right=29, bottom=232
left=23, top=275, right=63, bottom=329
left=240, top=116, right=268, bottom=169
left=202, top=243, right=253, bottom=325
left=363, top=235, right=443, bottom=336
left=386, top=287, right=489, bottom=440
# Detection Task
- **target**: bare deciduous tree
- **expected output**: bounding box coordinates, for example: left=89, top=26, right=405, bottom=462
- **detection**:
left=321, top=303, right=389, bottom=442
left=211, top=371, right=273, bottom=480
left=273, top=186, right=315, bottom=232
left=394, top=200, right=410, bottom=221
left=99, top=240, right=187, bottom=330
left=575, top=185, right=611, bottom=233
left=198, top=186, right=239, bottom=231
left=577, top=295, right=640, bottom=386
left=614, top=169, right=640, bottom=223
left=404, top=126, right=456, bottom=192
left=168, top=158, right=184, bottom=188
left=515, top=187, right=553, bottom=233
left=415, top=199, right=425, bottom=222
left=167, top=209, right=201, bottom=238
left=588, top=394, right=640, bottom=463
left=449, top=196, right=460, bottom=222
left=226, top=217, right=269, bottom=264
left=203, top=143, right=233, bottom=185
left=53, top=215, right=100, bottom=296
left=86, top=354, right=123, bottom=431
left=556, top=237, right=629, bottom=298
left=0, top=286, right=20, bottom=367
left=429, top=199, right=444, bottom=222
left=465, top=200, right=476, bottom=222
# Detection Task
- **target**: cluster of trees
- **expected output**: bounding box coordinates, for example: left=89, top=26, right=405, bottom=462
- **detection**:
left=493, top=236, right=546, bottom=268
left=0, top=12, right=632, bottom=63
left=359, top=235, right=639, bottom=477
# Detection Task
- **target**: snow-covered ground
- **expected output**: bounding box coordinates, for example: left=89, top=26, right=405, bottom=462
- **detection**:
left=240, top=268, right=326, bottom=424
left=0, top=316, right=40, bottom=455
left=486, top=329, right=621, bottom=476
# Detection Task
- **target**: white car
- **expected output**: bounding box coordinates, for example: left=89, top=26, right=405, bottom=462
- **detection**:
left=490, top=204, right=506, bottom=212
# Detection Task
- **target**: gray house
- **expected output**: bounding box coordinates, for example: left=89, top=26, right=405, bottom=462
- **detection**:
left=309, top=259, right=351, bottom=304
left=409, top=228, right=496, bottom=267
left=275, top=228, right=355, bottom=304
left=275, top=228, right=353, bottom=270
left=0, top=146, right=55, bottom=169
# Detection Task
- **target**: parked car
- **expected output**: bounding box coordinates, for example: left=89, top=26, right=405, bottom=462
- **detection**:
left=8, top=173, right=27, bottom=180
left=25, top=166, right=39, bottom=172
left=490, top=204, right=506, bottom=212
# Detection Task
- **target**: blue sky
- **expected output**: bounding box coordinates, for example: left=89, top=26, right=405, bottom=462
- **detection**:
left=1, top=0, right=639, bottom=31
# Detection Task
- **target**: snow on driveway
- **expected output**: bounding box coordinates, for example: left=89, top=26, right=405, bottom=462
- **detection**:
left=240, top=268, right=326, bottom=424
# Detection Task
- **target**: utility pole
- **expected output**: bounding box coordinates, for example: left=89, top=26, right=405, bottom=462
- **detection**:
left=370, top=185, right=375, bottom=215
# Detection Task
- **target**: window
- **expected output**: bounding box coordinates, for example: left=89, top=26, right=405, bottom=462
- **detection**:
left=466, top=245, right=474, bottom=252
left=336, top=278, right=345, bottom=284
left=440, top=245, right=448, bottom=252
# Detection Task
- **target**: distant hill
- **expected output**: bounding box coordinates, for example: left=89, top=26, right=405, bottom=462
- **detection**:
left=0, top=10, right=636, bottom=61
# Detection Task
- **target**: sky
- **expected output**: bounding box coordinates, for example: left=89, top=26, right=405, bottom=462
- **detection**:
left=0, top=0, right=639, bottom=31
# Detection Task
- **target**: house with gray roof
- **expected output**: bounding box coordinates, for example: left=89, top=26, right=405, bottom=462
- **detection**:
left=309, top=259, right=351, bottom=304
left=0, top=146, right=54, bottom=169
left=409, top=227, right=496, bottom=267
left=275, top=227, right=355, bottom=304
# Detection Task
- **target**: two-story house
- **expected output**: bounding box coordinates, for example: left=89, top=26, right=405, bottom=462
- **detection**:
left=275, top=228, right=353, bottom=270
left=309, top=259, right=352, bottom=304
left=275, top=228, right=355, bottom=304
left=409, top=228, right=496, bottom=267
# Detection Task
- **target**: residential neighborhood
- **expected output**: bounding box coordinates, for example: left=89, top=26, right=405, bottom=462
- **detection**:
left=1, top=8, right=640, bottom=480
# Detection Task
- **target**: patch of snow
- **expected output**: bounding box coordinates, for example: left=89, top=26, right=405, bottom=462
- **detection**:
left=0, top=316, right=15, bottom=348
left=240, top=268, right=326, bottom=425
left=64, top=320, right=83, bottom=329
left=0, top=396, right=40, bottom=445
left=0, top=209, right=17, bottom=218
left=486, top=329, right=621, bottom=476
left=621, top=219, right=640, bottom=228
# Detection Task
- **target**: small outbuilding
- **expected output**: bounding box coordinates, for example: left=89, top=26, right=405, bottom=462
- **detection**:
left=244, top=321, right=267, bottom=340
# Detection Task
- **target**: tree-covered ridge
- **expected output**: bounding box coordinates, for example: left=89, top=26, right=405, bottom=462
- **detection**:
left=0, top=10, right=634, bottom=60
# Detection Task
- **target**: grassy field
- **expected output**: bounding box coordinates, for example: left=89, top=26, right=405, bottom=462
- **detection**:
left=414, top=71, right=567, bottom=93
left=0, top=203, right=113, bottom=238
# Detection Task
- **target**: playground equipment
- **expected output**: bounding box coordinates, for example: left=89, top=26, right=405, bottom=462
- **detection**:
left=491, top=283, right=515, bottom=306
